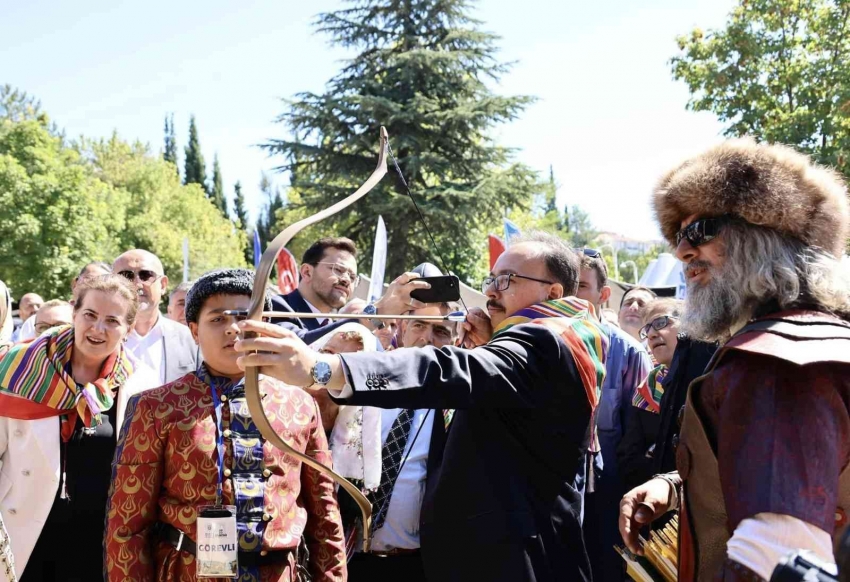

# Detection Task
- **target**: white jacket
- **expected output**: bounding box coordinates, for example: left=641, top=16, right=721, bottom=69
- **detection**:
left=0, top=363, right=160, bottom=577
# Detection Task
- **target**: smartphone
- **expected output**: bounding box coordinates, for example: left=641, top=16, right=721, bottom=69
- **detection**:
left=410, top=275, right=461, bottom=303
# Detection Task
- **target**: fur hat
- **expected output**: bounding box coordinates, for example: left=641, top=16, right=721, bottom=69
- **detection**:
left=185, top=268, right=271, bottom=324
left=653, top=138, right=850, bottom=257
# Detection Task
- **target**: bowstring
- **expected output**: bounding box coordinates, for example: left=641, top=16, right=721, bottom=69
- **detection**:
left=386, top=142, right=471, bottom=315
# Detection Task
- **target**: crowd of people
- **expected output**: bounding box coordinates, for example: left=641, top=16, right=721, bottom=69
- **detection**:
left=0, top=137, right=848, bottom=582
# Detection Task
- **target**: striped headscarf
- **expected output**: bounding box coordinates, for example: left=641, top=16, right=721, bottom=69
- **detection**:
left=631, top=365, right=667, bottom=414
left=0, top=325, right=133, bottom=441
left=493, top=297, right=609, bottom=412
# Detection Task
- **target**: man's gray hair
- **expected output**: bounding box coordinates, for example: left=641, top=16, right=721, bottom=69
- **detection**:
left=512, top=231, right=579, bottom=296
left=681, top=218, right=850, bottom=341
left=172, top=280, right=194, bottom=294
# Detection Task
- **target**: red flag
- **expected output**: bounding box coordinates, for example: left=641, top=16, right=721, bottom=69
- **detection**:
left=276, top=249, right=299, bottom=294
left=489, top=234, right=506, bottom=270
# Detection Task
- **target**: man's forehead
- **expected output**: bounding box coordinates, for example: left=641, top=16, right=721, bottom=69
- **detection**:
left=322, top=248, right=356, bottom=264
left=680, top=213, right=701, bottom=229
left=115, top=251, right=162, bottom=272
left=38, top=305, right=71, bottom=320
left=492, top=245, right=544, bottom=274
left=624, top=291, right=653, bottom=304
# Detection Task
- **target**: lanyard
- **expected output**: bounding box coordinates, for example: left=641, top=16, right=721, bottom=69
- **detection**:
left=209, top=382, right=227, bottom=505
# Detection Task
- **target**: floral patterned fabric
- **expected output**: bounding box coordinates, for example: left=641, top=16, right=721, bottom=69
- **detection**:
left=105, top=372, right=346, bottom=582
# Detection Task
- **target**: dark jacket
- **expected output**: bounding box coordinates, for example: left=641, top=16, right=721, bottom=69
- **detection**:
left=651, top=335, right=717, bottom=476
left=337, top=323, right=594, bottom=582
left=269, top=289, right=347, bottom=345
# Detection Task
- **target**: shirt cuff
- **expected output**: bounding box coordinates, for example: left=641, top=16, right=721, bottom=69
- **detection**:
left=327, top=356, right=354, bottom=399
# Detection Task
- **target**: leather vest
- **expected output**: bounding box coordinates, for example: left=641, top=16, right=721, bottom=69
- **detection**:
left=677, top=311, right=850, bottom=581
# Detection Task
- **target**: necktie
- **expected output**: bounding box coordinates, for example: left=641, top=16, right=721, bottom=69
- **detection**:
left=367, top=409, right=415, bottom=533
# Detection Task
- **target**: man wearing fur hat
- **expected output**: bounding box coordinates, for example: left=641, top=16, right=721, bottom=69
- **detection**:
left=619, top=138, right=850, bottom=580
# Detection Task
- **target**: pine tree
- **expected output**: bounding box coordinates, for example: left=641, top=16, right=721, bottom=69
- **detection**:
left=183, top=115, right=208, bottom=195
left=232, top=181, right=253, bottom=264
left=163, top=113, right=178, bottom=174
left=210, top=154, right=227, bottom=215
left=256, top=174, right=284, bottom=248
left=233, top=181, right=248, bottom=227
left=263, top=0, right=540, bottom=282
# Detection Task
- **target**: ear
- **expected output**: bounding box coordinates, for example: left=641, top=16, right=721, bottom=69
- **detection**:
left=600, top=285, right=611, bottom=306
left=188, top=322, right=200, bottom=345
left=299, top=263, right=313, bottom=282
left=160, top=275, right=169, bottom=294
left=548, top=283, right=564, bottom=300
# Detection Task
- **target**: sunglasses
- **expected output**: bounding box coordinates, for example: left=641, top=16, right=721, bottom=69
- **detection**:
left=675, top=217, right=727, bottom=248
left=118, top=269, right=160, bottom=283
left=639, top=314, right=678, bottom=340
left=575, top=248, right=602, bottom=258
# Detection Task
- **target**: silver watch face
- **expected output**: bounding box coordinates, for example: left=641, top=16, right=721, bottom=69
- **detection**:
left=363, top=303, right=378, bottom=316
left=312, top=361, right=332, bottom=385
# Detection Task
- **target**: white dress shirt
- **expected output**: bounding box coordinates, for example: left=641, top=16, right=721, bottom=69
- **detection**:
left=371, top=408, right=434, bottom=551
left=125, top=315, right=166, bottom=384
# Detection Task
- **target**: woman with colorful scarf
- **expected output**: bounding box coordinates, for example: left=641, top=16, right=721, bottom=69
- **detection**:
left=0, top=274, right=158, bottom=581
left=617, top=298, right=683, bottom=492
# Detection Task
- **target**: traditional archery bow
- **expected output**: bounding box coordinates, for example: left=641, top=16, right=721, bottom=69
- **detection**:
left=243, top=126, right=389, bottom=554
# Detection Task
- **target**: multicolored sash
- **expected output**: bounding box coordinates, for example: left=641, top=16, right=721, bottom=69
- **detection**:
left=632, top=365, right=667, bottom=414
left=0, top=325, right=133, bottom=440
left=493, top=297, right=609, bottom=413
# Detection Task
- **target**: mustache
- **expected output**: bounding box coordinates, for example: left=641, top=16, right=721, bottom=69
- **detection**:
left=684, top=260, right=713, bottom=275
left=487, top=300, right=504, bottom=310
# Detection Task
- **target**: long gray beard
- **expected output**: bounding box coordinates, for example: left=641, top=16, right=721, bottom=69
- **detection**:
left=680, top=263, right=749, bottom=342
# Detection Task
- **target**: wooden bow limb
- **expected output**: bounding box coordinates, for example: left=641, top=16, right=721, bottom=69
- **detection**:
left=243, top=127, right=389, bottom=553
left=224, top=310, right=466, bottom=322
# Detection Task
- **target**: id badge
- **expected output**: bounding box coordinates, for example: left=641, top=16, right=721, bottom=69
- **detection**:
left=196, top=505, right=239, bottom=578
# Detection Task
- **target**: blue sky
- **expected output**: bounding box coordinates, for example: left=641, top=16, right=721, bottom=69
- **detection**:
left=2, top=0, right=735, bottom=240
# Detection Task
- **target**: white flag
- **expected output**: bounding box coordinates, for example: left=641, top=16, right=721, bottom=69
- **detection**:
left=368, top=216, right=388, bottom=303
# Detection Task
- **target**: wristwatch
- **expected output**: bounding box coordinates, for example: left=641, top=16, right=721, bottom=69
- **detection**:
left=310, top=360, right=333, bottom=386
left=362, top=303, right=385, bottom=330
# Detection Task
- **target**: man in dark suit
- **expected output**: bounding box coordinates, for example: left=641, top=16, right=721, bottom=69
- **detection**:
left=237, top=232, right=608, bottom=582
left=271, top=237, right=430, bottom=345
left=271, top=237, right=359, bottom=331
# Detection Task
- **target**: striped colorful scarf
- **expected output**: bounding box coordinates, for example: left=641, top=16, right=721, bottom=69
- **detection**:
left=493, top=298, right=609, bottom=413
left=0, top=326, right=133, bottom=440
left=631, top=365, right=667, bottom=414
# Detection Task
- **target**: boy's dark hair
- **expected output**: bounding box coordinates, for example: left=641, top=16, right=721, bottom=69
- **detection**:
left=302, top=237, right=357, bottom=266
left=185, top=268, right=271, bottom=324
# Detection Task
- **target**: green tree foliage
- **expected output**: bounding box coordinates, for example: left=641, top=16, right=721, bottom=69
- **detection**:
left=0, top=97, right=246, bottom=299
left=184, top=115, right=209, bottom=195
left=232, top=181, right=254, bottom=264
left=263, top=0, right=540, bottom=282
left=84, top=135, right=247, bottom=281
left=1, top=85, right=44, bottom=123
left=0, top=116, right=125, bottom=298
left=210, top=154, right=227, bottom=216
left=671, top=0, right=850, bottom=175
left=163, top=113, right=178, bottom=174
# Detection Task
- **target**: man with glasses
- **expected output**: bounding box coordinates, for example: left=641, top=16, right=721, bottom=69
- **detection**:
left=575, top=249, right=651, bottom=582
left=270, top=237, right=430, bottom=344
left=33, top=299, right=73, bottom=336
left=619, top=139, right=850, bottom=580
left=113, top=249, right=197, bottom=384
left=236, top=231, right=609, bottom=582
left=271, top=237, right=360, bottom=331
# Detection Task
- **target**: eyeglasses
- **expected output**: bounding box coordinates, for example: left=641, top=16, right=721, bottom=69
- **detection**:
left=118, top=269, right=160, bottom=283
left=315, top=262, right=360, bottom=285
left=639, top=314, right=678, bottom=340
left=35, top=321, right=70, bottom=335
left=482, top=273, right=554, bottom=293
left=675, top=217, right=727, bottom=248
left=575, top=248, right=602, bottom=258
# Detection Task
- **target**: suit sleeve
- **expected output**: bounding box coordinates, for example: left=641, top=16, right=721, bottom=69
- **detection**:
left=105, top=394, right=166, bottom=582
left=338, top=323, right=578, bottom=410
left=716, top=351, right=850, bottom=535
left=300, top=398, right=347, bottom=582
